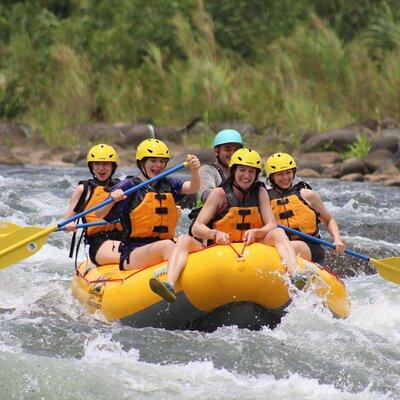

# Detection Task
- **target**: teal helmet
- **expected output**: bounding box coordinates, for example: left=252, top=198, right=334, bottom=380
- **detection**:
left=213, top=129, right=244, bottom=148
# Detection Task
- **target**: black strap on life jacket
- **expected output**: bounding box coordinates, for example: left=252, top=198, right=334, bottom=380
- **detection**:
left=69, top=177, right=120, bottom=261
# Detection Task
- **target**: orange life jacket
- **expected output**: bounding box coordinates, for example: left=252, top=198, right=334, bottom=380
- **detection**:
left=268, top=181, right=320, bottom=239
left=75, top=179, right=122, bottom=237
left=211, top=181, right=264, bottom=243
left=121, top=177, right=179, bottom=240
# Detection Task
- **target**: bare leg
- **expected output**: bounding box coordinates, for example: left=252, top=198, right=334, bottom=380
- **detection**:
left=290, top=240, right=312, bottom=261
left=166, top=234, right=204, bottom=287
left=123, top=239, right=175, bottom=270
left=262, top=228, right=299, bottom=276
left=95, top=240, right=121, bottom=265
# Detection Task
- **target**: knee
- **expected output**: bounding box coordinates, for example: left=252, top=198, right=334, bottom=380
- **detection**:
left=175, top=234, right=192, bottom=247
left=163, top=239, right=176, bottom=250
left=267, top=227, right=286, bottom=241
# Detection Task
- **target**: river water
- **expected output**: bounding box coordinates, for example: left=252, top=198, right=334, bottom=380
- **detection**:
left=0, top=164, right=399, bottom=400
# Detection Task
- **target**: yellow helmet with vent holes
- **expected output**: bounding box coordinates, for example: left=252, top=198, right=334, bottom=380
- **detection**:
left=266, top=152, right=297, bottom=177
left=136, top=139, right=170, bottom=161
left=86, top=144, right=118, bottom=165
left=229, top=148, right=262, bottom=170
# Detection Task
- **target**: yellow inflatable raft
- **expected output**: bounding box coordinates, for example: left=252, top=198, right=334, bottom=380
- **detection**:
left=70, top=243, right=350, bottom=331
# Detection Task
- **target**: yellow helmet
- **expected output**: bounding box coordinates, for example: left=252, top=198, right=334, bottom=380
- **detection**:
left=86, top=144, right=119, bottom=165
left=265, top=152, right=297, bottom=177
left=135, top=139, right=170, bottom=161
left=229, top=148, right=262, bottom=170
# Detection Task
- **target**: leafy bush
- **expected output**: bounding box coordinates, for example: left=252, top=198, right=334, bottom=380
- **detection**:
left=342, top=132, right=372, bottom=159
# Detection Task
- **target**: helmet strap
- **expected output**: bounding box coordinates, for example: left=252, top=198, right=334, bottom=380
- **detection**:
left=137, top=160, right=150, bottom=180
left=88, top=162, right=117, bottom=180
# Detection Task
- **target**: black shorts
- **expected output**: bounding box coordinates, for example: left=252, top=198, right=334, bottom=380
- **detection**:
left=300, top=239, right=325, bottom=265
left=118, top=238, right=161, bottom=271
left=86, top=232, right=123, bottom=266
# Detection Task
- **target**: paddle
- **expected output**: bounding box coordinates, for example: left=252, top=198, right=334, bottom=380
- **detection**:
left=0, top=163, right=187, bottom=269
left=0, top=221, right=114, bottom=240
left=278, top=224, right=400, bottom=285
left=0, top=222, right=21, bottom=239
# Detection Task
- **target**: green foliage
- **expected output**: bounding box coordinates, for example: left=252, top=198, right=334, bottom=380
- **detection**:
left=1, top=0, right=400, bottom=147
left=363, top=2, right=400, bottom=57
left=204, top=0, right=309, bottom=57
left=342, top=132, right=372, bottom=159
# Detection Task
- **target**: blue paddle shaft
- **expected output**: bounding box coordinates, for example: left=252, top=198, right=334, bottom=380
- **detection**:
left=277, top=224, right=370, bottom=262
left=58, top=163, right=186, bottom=229
left=57, top=220, right=111, bottom=231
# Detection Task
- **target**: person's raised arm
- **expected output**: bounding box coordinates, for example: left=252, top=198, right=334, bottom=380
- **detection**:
left=180, top=154, right=201, bottom=194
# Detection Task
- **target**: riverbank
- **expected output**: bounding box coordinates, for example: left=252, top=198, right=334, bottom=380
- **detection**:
left=1, top=118, right=399, bottom=186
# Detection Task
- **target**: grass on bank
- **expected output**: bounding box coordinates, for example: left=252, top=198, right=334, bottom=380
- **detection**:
left=1, top=2, right=400, bottom=152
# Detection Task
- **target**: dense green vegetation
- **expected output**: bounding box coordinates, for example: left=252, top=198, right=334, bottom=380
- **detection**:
left=0, top=0, right=399, bottom=147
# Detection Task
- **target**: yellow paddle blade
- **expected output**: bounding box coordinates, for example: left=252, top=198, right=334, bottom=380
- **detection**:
left=371, top=257, right=400, bottom=285
left=0, top=225, right=58, bottom=270
left=0, top=221, right=21, bottom=236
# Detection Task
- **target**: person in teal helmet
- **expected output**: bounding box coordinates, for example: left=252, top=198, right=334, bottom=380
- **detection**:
left=198, top=129, right=244, bottom=203
left=188, top=130, right=244, bottom=227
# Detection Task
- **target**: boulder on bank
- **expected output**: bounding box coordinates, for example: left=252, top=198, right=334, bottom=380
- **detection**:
left=321, top=165, right=341, bottom=178
left=362, top=149, right=395, bottom=173
left=0, top=144, right=22, bottom=165
left=296, top=151, right=342, bottom=165
left=211, top=122, right=261, bottom=135
left=370, top=134, right=399, bottom=153
left=341, top=173, right=364, bottom=182
left=339, top=158, right=369, bottom=176
left=0, top=123, right=32, bottom=145
left=381, top=116, right=399, bottom=129
left=297, top=168, right=321, bottom=178
left=75, top=123, right=124, bottom=142
left=300, top=126, right=371, bottom=153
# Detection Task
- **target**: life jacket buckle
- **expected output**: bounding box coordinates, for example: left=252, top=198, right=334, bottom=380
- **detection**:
left=277, top=198, right=289, bottom=205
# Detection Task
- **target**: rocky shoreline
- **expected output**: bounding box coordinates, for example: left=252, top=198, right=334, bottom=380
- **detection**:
left=1, top=118, right=399, bottom=186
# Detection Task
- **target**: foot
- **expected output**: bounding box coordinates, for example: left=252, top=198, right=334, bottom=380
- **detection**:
left=290, top=263, right=318, bottom=290
left=290, top=272, right=308, bottom=290
left=149, top=278, right=177, bottom=303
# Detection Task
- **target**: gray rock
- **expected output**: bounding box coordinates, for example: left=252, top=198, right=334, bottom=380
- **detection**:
left=321, top=165, right=341, bottom=178
left=380, top=129, right=400, bottom=140
left=362, top=119, right=380, bottom=132
left=76, top=123, right=124, bottom=142
left=370, top=135, right=399, bottom=153
left=168, top=149, right=215, bottom=168
left=154, top=126, right=183, bottom=145
left=62, top=150, right=84, bottom=164
left=115, top=123, right=156, bottom=147
left=296, top=151, right=341, bottom=167
left=300, top=127, right=370, bottom=153
left=339, top=158, right=368, bottom=176
left=340, top=173, right=364, bottom=182
left=384, top=176, right=400, bottom=186
left=379, top=165, right=400, bottom=177
left=381, top=116, right=399, bottom=129
left=211, top=122, right=261, bottom=135
left=0, top=123, right=33, bottom=145
left=297, top=168, right=321, bottom=178
left=297, top=161, right=325, bottom=173
left=363, top=149, right=395, bottom=172
left=0, top=144, right=22, bottom=165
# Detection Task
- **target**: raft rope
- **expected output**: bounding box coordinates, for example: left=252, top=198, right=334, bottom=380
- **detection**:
left=227, top=242, right=247, bottom=259
left=74, top=262, right=153, bottom=285
left=75, top=242, right=248, bottom=285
